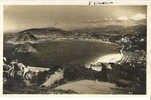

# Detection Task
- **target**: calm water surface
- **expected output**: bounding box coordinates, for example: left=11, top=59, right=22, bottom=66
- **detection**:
left=4, top=39, right=120, bottom=67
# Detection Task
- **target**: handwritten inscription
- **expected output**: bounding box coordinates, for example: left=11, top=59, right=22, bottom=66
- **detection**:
left=89, top=1, right=114, bottom=6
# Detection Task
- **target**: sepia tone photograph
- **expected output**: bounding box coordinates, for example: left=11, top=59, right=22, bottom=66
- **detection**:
left=3, top=5, right=147, bottom=94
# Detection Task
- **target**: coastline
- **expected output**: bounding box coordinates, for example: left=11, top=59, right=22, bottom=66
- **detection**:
left=93, top=53, right=123, bottom=64
left=85, top=53, right=123, bottom=68
left=6, top=37, right=119, bottom=46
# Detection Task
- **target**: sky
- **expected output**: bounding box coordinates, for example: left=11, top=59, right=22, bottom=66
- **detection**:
left=4, top=5, right=146, bottom=33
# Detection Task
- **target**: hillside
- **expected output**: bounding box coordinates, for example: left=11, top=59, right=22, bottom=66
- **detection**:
left=4, top=25, right=146, bottom=45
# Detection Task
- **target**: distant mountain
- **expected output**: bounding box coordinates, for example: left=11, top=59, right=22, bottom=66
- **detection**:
left=4, top=27, right=68, bottom=44
left=4, top=25, right=146, bottom=45
left=18, top=27, right=66, bottom=35
left=72, top=24, right=146, bottom=36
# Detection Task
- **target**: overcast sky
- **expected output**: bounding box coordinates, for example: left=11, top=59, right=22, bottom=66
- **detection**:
left=4, top=5, right=146, bottom=33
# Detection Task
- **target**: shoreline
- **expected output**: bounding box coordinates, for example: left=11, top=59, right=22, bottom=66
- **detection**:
left=6, top=37, right=119, bottom=46
left=85, top=53, right=123, bottom=68
left=94, top=53, right=122, bottom=63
